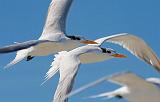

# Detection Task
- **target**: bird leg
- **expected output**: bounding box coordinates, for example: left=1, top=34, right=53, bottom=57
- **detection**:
left=115, top=95, right=123, bottom=99
left=26, top=56, right=34, bottom=61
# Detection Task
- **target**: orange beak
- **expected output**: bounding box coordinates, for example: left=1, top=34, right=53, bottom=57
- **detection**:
left=81, top=40, right=98, bottom=44
left=112, top=53, right=127, bottom=58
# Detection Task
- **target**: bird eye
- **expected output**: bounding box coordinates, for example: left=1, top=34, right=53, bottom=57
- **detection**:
left=76, top=37, right=81, bottom=40
left=106, top=50, right=112, bottom=54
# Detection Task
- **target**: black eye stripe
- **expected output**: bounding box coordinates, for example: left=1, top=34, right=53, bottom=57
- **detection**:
left=76, top=37, right=81, bottom=40
left=101, top=48, right=107, bottom=53
left=106, top=50, right=111, bottom=53
left=101, top=48, right=114, bottom=53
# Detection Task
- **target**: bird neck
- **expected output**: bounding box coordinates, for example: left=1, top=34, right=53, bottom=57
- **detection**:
left=69, top=45, right=100, bottom=56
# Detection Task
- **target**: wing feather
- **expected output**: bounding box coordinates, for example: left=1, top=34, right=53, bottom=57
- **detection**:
left=43, top=51, right=68, bottom=83
left=40, top=0, right=73, bottom=38
left=65, top=76, right=108, bottom=98
left=54, top=64, right=79, bottom=102
left=0, top=40, right=50, bottom=54
left=52, top=51, right=80, bottom=102
left=108, top=72, right=150, bottom=87
left=95, top=33, right=160, bottom=72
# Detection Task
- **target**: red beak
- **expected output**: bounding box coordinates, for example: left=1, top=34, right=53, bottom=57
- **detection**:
left=81, top=40, right=98, bottom=44
left=112, top=53, right=127, bottom=58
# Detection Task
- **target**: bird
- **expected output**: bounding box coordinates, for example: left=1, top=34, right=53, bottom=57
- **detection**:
left=46, top=45, right=126, bottom=102
left=44, top=33, right=160, bottom=101
left=45, top=33, right=160, bottom=81
left=0, top=0, right=159, bottom=72
left=66, top=71, right=160, bottom=102
left=0, top=0, right=97, bottom=68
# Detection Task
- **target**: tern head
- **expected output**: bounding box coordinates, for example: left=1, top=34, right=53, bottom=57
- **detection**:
left=66, top=35, right=98, bottom=44
left=100, top=48, right=127, bottom=58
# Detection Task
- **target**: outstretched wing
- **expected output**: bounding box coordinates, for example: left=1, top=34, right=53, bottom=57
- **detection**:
left=108, top=71, right=151, bottom=87
left=65, top=75, right=108, bottom=98
left=54, top=63, right=80, bottom=102
left=95, top=33, right=160, bottom=72
left=0, top=40, right=50, bottom=54
left=65, top=71, right=155, bottom=99
left=40, top=0, right=73, bottom=39
left=53, top=52, right=81, bottom=102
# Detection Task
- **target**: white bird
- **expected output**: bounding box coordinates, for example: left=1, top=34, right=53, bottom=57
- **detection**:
left=0, top=0, right=97, bottom=68
left=44, top=32, right=160, bottom=101
left=0, top=0, right=159, bottom=72
left=66, top=72, right=160, bottom=102
left=45, top=33, right=160, bottom=81
left=47, top=45, right=126, bottom=102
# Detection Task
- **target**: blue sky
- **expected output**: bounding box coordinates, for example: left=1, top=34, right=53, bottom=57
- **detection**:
left=0, top=0, right=160, bottom=102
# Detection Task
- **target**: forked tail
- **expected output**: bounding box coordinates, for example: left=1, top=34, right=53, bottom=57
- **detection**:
left=4, top=49, right=29, bottom=68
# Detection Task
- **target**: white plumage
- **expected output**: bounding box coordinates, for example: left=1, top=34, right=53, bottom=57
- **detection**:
left=0, top=0, right=96, bottom=68
left=44, top=32, right=160, bottom=101
left=46, top=45, right=126, bottom=102
left=45, top=33, right=160, bottom=80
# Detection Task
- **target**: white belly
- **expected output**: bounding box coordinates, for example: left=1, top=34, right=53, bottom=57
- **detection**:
left=29, top=41, right=80, bottom=56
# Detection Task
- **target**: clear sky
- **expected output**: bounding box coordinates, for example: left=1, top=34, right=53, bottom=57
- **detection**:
left=0, top=0, right=160, bottom=102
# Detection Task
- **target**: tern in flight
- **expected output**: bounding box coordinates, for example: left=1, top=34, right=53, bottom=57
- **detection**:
left=0, top=0, right=97, bottom=68
left=44, top=33, right=160, bottom=102
left=0, top=0, right=159, bottom=71
left=45, top=45, right=126, bottom=102
left=66, top=72, right=160, bottom=102
left=45, top=33, right=160, bottom=81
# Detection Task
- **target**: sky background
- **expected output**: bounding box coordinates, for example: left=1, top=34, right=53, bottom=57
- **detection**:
left=0, top=0, right=160, bottom=102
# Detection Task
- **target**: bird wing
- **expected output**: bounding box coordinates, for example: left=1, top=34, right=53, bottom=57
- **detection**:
left=0, top=40, right=51, bottom=54
left=108, top=71, right=153, bottom=88
left=65, top=71, right=160, bottom=101
left=40, top=0, right=73, bottom=39
left=53, top=55, right=80, bottom=102
left=43, top=51, right=68, bottom=84
left=94, top=33, right=160, bottom=72
left=88, top=91, right=115, bottom=99
left=54, top=64, right=80, bottom=102
left=88, top=87, right=128, bottom=99
left=109, top=72, right=160, bottom=102
left=65, top=75, right=108, bottom=98
left=4, top=49, right=29, bottom=68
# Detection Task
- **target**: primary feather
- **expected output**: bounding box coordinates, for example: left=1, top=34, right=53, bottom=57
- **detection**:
left=44, top=51, right=68, bottom=82
left=94, top=33, right=160, bottom=72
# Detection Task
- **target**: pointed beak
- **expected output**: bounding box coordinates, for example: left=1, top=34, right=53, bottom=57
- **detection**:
left=81, top=40, right=98, bottom=44
left=111, top=53, right=127, bottom=58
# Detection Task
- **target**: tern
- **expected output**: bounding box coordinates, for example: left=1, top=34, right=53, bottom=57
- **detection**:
left=45, top=45, right=126, bottom=102
left=45, top=32, right=160, bottom=101
left=66, top=72, right=160, bottom=102
left=0, top=0, right=97, bottom=68
left=45, top=33, right=160, bottom=81
left=0, top=0, right=159, bottom=72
